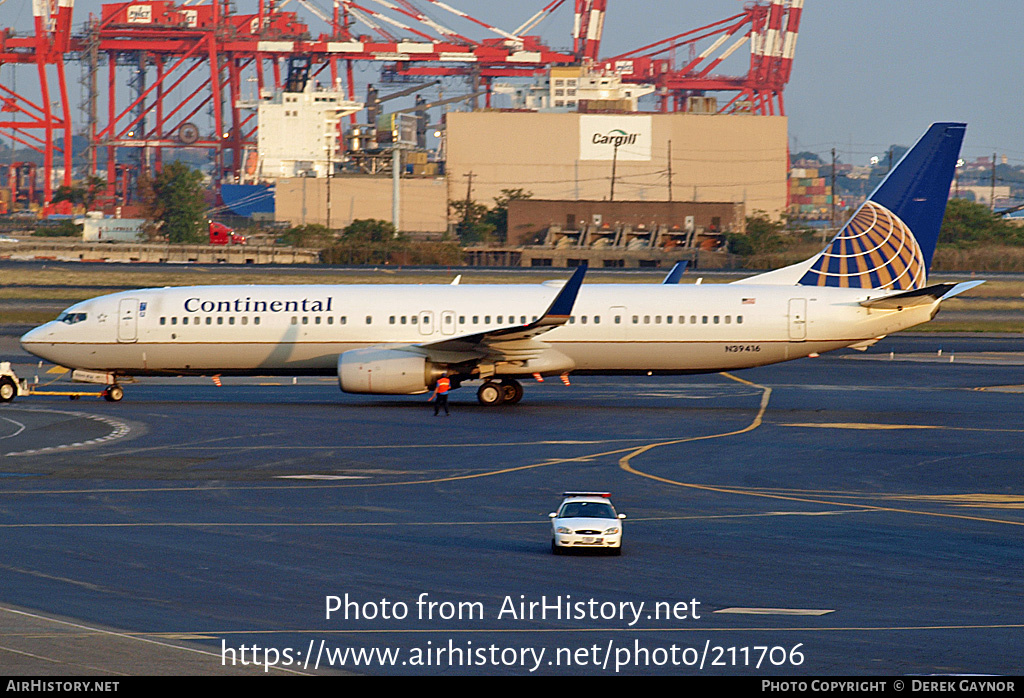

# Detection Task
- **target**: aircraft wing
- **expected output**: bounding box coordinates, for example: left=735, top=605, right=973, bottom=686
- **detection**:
left=859, top=280, right=984, bottom=309
left=416, top=265, right=587, bottom=363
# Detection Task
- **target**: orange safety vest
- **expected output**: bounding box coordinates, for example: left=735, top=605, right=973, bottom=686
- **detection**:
left=436, top=377, right=450, bottom=394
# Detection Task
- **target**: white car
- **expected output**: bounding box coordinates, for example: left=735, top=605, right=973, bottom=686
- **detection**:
left=549, top=492, right=625, bottom=555
left=0, top=235, right=18, bottom=243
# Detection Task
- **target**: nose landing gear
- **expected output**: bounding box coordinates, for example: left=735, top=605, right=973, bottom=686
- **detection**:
left=0, top=376, right=17, bottom=403
left=101, top=384, right=124, bottom=402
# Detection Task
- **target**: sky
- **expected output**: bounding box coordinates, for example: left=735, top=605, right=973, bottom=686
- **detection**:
left=2, top=0, right=1022, bottom=166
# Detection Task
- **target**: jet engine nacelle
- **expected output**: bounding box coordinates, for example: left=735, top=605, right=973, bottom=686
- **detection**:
left=337, top=347, right=443, bottom=394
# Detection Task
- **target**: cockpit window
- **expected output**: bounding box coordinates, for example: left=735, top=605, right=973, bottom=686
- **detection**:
left=56, top=312, right=87, bottom=325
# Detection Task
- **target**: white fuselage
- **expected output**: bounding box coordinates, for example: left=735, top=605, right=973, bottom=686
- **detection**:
left=20, top=282, right=935, bottom=377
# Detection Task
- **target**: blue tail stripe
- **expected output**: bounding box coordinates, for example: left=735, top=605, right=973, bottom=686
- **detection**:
left=798, top=122, right=965, bottom=289
left=867, top=122, right=966, bottom=271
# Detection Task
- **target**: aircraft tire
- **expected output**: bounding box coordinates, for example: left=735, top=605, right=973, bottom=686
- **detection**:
left=500, top=379, right=523, bottom=405
left=104, top=385, right=124, bottom=403
left=477, top=381, right=504, bottom=406
left=0, top=377, right=17, bottom=403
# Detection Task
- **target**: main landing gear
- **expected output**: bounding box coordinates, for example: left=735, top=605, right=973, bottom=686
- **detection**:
left=476, top=378, right=524, bottom=406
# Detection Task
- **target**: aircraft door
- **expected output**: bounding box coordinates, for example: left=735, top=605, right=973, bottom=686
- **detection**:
left=440, top=310, right=456, bottom=336
left=418, top=311, right=434, bottom=336
left=788, top=298, right=807, bottom=340
left=118, top=298, right=139, bottom=343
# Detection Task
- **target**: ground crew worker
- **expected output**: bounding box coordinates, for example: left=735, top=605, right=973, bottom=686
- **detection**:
left=429, top=373, right=451, bottom=416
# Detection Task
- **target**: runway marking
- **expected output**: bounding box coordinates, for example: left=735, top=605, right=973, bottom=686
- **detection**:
left=669, top=486, right=1024, bottom=513
left=0, top=376, right=763, bottom=496
left=782, top=422, right=942, bottom=430
left=0, top=442, right=661, bottom=496
left=0, top=642, right=128, bottom=675
left=275, top=475, right=370, bottom=481
left=878, top=493, right=1024, bottom=509
left=104, top=436, right=660, bottom=454
left=617, top=379, right=1024, bottom=528
left=0, top=510, right=860, bottom=529
left=617, top=372, right=771, bottom=470
left=123, top=622, right=1024, bottom=637
left=636, top=510, right=859, bottom=521
left=2, top=407, right=132, bottom=457
left=0, top=416, right=26, bottom=440
left=715, top=608, right=835, bottom=616
left=0, top=642, right=125, bottom=675
left=0, top=563, right=109, bottom=592
left=0, top=606, right=308, bottom=675
left=780, top=422, right=1024, bottom=433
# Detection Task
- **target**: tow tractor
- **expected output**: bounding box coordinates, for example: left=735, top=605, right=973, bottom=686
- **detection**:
left=0, top=362, right=124, bottom=403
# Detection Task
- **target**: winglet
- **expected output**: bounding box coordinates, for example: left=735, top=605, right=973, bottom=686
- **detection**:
left=540, top=265, right=587, bottom=323
left=662, top=261, right=688, bottom=284
left=417, top=265, right=588, bottom=353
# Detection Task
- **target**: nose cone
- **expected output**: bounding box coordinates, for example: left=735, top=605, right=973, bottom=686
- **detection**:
left=19, top=323, right=57, bottom=359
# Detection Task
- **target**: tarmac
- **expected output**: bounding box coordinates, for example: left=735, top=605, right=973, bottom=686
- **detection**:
left=1, top=329, right=1023, bottom=675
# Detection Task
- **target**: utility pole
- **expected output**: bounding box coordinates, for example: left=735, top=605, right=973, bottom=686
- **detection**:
left=609, top=142, right=619, bottom=201
left=667, top=140, right=673, bottom=202
left=991, top=152, right=997, bottom=211
left=462, top=171, right=475, bottom=235
left=392, top=145, right=401, bottom=234
left=830, top=147, right=836, bottom=233
left=326, top=148, right=333, bottom=230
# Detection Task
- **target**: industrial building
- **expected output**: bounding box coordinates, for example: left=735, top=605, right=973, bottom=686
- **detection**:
left=1, top=1, right=805, bottom=267
left=274, top=176, right=448, bottom=233
left=446, top=112, right=787, bottom=217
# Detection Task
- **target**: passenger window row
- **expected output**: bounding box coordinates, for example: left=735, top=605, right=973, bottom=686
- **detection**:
left=158, top=313, right=743, bottom=330
left=457, top=315, right=533, bottom=325
left=160, top=316, right=263, bottom=326
left=159, top=316, right=356, bottom=326
left=291, top=316, right=349, bottom=325
left=630, top=315, right=744, bottom=325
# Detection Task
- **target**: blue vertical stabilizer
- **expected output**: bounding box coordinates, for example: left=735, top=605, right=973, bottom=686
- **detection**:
left=798, top=123, right=966, bottom=290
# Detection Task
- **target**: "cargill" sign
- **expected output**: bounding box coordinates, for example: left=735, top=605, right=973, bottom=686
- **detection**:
left=579, top=115, right=652, bottom=161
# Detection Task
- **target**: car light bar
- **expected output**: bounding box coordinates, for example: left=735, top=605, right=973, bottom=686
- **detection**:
left=562, top=491, right=611, bottom=498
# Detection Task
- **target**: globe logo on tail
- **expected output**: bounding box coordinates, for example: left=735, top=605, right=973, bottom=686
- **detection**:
left=798, top=201, right=926, bottom=291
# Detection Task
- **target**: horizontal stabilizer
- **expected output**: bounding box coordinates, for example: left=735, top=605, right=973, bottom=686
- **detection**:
left=859, top=280, right=984, bottom=309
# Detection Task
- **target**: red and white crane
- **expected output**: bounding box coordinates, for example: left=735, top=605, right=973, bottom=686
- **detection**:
left=0, top=0, right=75, bottom=209
left=0, top=1, right=803, bottom=209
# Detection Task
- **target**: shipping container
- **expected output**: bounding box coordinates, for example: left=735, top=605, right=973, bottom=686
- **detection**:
left=80, top=217, right=148, bottom=242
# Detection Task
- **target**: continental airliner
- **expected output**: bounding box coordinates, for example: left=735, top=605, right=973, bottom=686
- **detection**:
left=7, top=123, right=979, bottom=406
